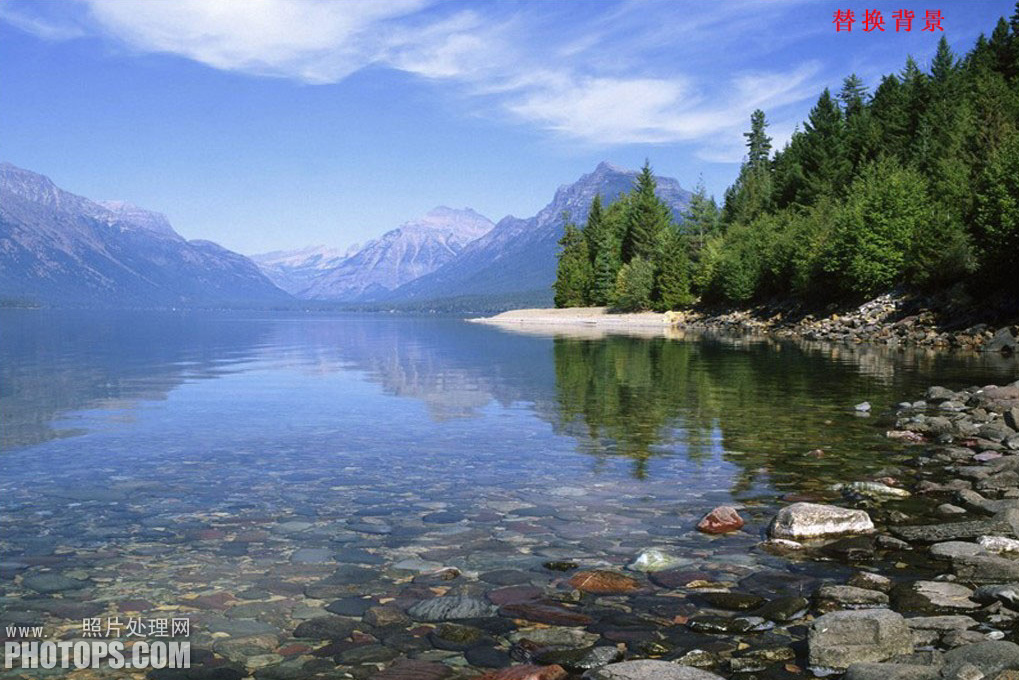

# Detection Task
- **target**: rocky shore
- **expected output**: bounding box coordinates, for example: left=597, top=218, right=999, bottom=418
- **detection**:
left=677, top=292, right=1018, bottom=353
left=552, top=379, right=1019, bottom=680
left=473, top=294, right=1018, bottom=353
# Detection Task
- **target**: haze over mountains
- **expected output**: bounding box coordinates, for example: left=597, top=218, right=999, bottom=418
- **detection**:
left=256, top=162, right=692, bottom=307
left=0, top=163, right=287, bottom=307
left=0, top=161, right=691, bottom=309
left=260, top=207, right=494, bottom=301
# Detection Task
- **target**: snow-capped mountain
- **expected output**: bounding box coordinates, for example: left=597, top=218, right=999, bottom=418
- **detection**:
left=284, top=207, right=494, bottom=301
left=250, top=245, right=351, bottom=295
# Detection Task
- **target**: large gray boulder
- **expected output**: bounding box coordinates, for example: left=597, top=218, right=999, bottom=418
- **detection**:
left=770, top=503, right=874, bottom=540
left=941, top=641, right=1019, bottom=677
left=583, top=660, right=725, bottom=680
left=951, top=554, right=1019, bottom=583
left=808, top=609, right=913, bottom=671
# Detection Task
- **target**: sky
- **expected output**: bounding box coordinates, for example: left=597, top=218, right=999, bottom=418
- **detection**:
left=1, top=0, right=1014, bottom=255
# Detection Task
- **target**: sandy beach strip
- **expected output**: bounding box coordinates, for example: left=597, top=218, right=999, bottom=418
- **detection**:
left=469, top=307, right=678, bottom=331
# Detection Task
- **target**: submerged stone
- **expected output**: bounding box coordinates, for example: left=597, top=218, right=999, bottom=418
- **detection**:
left=583, top=660, right=726, bottom=680
left=628, top=548, right=689, bottom=572
left=769, top=503, right=874, bottom=540
left=499, top=602, right=594, bottom=626
left=478, top=666, right=568, bottom=680
left=21, top=573, right=89, bottom=594
left=697, top=591, right=766, bottom=611
left=697, top=506, right=745, bottom=534
left=569, top=570, right=641, bottom=594
left=407, top=595, right=497, bottom=621
left=292, top=616, right=355, bottom=640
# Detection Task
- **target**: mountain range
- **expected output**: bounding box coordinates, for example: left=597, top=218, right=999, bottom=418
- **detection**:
left=0, top=163, right=289, bottom=307
left=285, top=207, right=493, bottom=301
left=381, top=162, right=691, bottom=305
left=254, top=162, right=691, bottom=308
left=0, top=161, right=691, bottom=310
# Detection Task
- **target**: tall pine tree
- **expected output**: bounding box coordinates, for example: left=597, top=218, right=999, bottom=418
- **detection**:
left=584, top=195, right=622, bottom=306
left=554, top=217, right=592, bottom=308
left=654, top=226, right=692, bottom=310
left=723, top=110, right=774, bottom=222
left=798, top=89, right=849, bottom=203
left=622, top=161, right=671, bottom=263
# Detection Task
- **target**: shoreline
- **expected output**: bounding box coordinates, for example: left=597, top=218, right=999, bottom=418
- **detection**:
left=472, top=294, right=1019, bottom=353
left=470, top=306, right=675, bottom=329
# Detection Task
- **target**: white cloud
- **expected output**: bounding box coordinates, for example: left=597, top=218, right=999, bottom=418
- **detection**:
left=2, top=0, right=830, bottom=160
left=509, top=76, right=695, bottom=144
left=85, top=0, right=428, bottom=82
left=0, top=2, right=86, bottom=40
left=505, top=62, right=821, bottom=152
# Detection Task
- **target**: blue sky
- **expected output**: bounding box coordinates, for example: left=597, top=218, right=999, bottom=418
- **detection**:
left=1, top=0, right=1014, bottom=254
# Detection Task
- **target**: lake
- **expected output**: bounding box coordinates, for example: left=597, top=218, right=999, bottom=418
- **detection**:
left=1, top=310, right=1017, bottom=677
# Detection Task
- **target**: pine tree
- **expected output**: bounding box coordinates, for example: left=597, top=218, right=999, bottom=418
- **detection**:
left=744, top=109, right=772, bottom=171
left=839, top=74, right=879, bottom=172
left=799, top=89, right=849, bottom=202
left=654, top=226, right=692, bottom=310
left=554, top=218, right=593, bottom=308
left=870, top=74, right=911, bottom=161
left=931, top=36, right=958, bottom=84
left=584, top=195, right=622, bottom=306
left=683, top=178, right=720, bottom=245
left=989, top=17, right=1015, bottom=78
left=723, top=111, right=774, bottom=222
left=1010, top=3, right=1019, bottom=81
left=770, top=131, right=808, bottom=209
left=971, top=133, right=1019, bottom=290
left=622, top=161, right=671, bottom=263
left=839, top=74, right=868, bottom=115
left=583, top=193, right=605, bottom=266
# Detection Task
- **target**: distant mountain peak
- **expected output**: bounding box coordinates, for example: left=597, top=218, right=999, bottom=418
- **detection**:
left=292, top=206, right=495, bottom=301
left=397, top=206, right=493, bottom=239
left=97, top=200, right=180, bottom=239
left=384, top=162, right=692, bottom=305
left=593, top=161, right=631, bottom=174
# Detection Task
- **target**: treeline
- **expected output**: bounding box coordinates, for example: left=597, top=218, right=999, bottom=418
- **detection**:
left=556, top=7, right=1019, bottom=311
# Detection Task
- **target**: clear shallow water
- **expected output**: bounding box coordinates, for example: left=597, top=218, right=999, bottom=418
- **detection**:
left=1, top=310, right=1017, bottom=676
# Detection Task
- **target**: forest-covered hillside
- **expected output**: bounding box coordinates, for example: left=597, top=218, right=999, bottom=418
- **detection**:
left=556, top=6, right=1019, bottom=311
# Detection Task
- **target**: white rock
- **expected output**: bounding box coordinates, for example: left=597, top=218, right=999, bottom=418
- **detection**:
left=769, top=503, right=875, bottom=540
left=978, top=535, right=1019, bottom=553
left=584, top=660, right=725, bottom=680
left=627, top=548, right=690, bottom=572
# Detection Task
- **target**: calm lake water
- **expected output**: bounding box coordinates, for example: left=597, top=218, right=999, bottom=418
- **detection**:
left=1, top=310, right=1017, bottom=676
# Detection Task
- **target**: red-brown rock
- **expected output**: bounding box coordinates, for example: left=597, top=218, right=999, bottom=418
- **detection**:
left=185, top=592, right=236, bottom=610
left=568, top=570, right=641, bottom=594
left=371, top=658, right=452, bottom=679
left=697, top=506, right=745, bottom=534
left=478, top=665, right=568, bottom=680
left=487, top=585, right=543, bottom=606
left=499, top=602, right=594, bottom=626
